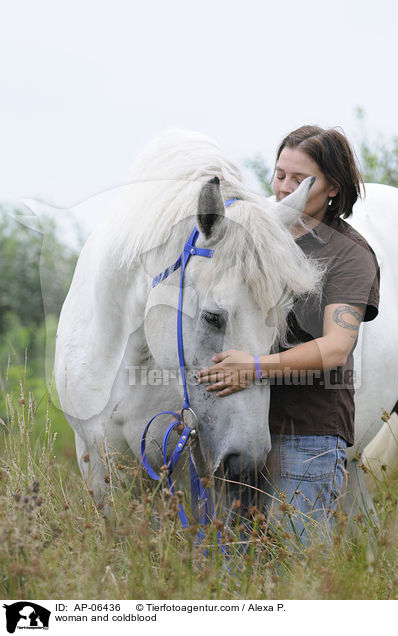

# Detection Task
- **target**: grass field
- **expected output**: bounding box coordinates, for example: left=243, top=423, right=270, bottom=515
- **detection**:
left=1, top=386, right=398, bottom=601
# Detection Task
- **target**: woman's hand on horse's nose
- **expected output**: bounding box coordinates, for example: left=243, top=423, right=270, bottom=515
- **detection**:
left=197, top=350, right=255, bottom=397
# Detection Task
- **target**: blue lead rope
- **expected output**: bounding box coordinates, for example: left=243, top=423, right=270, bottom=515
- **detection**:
left=178, top=227, right=214, bottom=409
left=140, top=411, right=192, bottom=528
left=141, top=199, right=240, bottom=557
left=141, top=225, right=214, bottom=527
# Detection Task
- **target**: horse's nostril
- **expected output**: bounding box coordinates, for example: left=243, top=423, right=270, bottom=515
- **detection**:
left=222, top=453, right=243, bottom=479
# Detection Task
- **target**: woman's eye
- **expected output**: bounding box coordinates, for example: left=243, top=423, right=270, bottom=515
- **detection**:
left=201, top=310, right=223, bottom=329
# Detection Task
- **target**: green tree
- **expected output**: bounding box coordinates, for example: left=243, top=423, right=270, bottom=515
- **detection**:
left=0, top=205, right=80, bottom=380
left=245, top=153, right=274, bottom=196
left=355, top=107, right=398, bottom=186
left=0, top=207, right=79, bottom=335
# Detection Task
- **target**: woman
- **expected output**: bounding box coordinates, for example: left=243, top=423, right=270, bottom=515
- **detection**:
left=197, top=125, right=380, bottom=540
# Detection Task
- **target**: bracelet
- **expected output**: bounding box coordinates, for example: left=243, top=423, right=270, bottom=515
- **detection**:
left=253, top=355, right=263, bottom=381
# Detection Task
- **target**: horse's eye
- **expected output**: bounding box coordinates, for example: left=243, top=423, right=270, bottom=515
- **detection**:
left=201, top=310, right=223, bottom=329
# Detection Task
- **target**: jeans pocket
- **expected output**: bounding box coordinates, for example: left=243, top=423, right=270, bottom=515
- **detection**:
left=279, top=435, right=343, bottom=482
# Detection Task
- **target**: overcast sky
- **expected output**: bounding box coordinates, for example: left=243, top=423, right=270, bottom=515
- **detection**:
left=1, top=0, right=397, bottom=234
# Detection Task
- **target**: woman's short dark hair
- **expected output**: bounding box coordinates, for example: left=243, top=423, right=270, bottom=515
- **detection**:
left=276, top=125, right=364, bottom=219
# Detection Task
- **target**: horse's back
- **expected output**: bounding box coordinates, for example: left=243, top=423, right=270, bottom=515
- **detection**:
left=349, top=182, right=398, bottom=262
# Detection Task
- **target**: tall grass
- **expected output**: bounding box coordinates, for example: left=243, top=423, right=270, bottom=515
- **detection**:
left=1, top=388, right=398, bottom=600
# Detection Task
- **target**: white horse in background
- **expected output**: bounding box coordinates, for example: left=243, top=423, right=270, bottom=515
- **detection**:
left=54, top=130, right=322, bottom=504
left=348, top=184, right=398, bottom=494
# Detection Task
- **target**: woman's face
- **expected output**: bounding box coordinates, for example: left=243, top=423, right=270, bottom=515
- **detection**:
left=273, top=147, right=338, bottom=222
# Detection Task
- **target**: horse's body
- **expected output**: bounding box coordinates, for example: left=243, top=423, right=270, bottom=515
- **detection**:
left=347, top=183, right=398, bottom=454
left=54, top=130, right=321, bottom=502
left=54, top=131, right=398, bottom=506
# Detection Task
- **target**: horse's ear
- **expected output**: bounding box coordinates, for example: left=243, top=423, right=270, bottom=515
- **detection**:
left=197, top=176, right=225, bottom=239
left=276, top=176, right=315, bottom=226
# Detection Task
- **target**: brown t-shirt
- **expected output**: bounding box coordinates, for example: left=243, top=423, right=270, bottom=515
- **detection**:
left=269, top=215, right=380, bottom=446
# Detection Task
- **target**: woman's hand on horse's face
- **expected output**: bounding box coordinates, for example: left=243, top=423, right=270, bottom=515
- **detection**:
left=197, top=350, right=255, bottom=397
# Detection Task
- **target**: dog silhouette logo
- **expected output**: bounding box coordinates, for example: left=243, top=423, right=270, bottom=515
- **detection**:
left=3, top=602, right=51, bottom=633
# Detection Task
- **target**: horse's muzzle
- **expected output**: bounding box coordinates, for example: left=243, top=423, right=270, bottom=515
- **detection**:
left=219, top=452, right=265, bottom=483
left=222, top=453, right=244, bottom=481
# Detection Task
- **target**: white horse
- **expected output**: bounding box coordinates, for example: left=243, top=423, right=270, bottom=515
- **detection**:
left=54, top=130, right=398, bottom=512
left=348, top=183, right=398, bottom=497
left=347, top=183, right=398, bottom=450
left=54, top=130, right=322, bottom=504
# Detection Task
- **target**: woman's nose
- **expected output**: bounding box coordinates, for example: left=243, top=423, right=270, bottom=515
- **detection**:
left=280, top=177, right=296, bottom=195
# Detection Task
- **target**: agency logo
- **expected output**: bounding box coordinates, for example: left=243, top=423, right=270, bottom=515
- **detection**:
left=2, top=603, right=51, bottom=633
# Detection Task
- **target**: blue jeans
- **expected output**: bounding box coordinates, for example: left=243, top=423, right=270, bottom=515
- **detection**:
left=263, top=434, right=347, bottom=543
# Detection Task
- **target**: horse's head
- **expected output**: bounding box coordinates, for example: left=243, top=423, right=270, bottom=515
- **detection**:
left=144, top=175, right=320, bottom=486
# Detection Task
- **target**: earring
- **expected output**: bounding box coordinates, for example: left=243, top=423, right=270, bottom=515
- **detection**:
left=328, top=197, right=333, bottom=206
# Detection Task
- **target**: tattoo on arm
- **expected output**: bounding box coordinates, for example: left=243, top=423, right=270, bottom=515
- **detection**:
left=333, top=305, right=362, bottom=332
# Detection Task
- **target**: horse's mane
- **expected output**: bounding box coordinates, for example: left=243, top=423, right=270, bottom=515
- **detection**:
left=98, top=129, right=323, bottom=344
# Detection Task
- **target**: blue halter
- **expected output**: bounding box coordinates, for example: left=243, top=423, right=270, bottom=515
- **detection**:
left=140, top=198, right=239, bottom=541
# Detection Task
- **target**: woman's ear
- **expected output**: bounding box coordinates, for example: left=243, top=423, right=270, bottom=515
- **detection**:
left=329, top=182, right=339, bottom=198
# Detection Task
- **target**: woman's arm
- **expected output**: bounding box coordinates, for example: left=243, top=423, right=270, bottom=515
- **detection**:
left=197, top=303, right=364, bottom=397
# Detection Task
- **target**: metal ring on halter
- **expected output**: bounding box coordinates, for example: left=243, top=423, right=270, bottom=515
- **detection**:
left=181, top=407, right=199, bottom=435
